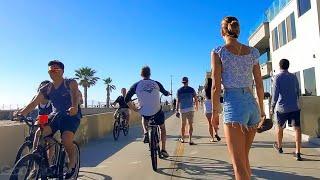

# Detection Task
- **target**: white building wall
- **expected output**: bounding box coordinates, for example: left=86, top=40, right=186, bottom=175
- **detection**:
left=269, top=0, right=320, bottom=95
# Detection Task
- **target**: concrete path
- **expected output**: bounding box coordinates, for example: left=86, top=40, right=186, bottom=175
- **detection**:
left=79, top=110, right=320, bottom=180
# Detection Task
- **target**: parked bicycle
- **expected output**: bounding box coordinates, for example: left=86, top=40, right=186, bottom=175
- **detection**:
left=9, top=114, right=80, bottom=180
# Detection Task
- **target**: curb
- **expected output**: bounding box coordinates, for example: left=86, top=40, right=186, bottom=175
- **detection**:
left=283, top=128, right=320, bottom=146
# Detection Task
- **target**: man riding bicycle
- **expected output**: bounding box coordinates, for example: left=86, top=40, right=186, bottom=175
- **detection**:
left=15, top=60, right=81, bottom=179
left=112, top=88, right=130, bottom=124
left=125, top=66, right=171, bottom=158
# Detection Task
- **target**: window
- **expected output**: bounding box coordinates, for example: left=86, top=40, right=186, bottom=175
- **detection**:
left=272, top=27, right=279, bottom=51
left=298, top=0, right=311, bottom=17
left=303, top=67, right=317, bottom=96
left=286, top=13, right=296, bottom=42
left=294, top=71, right=301, bottom=95
left=278, top=20, right=287, bottom=47
left=263, top=78, right=272, bottom=94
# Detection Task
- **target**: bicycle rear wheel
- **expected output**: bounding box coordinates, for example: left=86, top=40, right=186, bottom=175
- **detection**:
left=14, top=140, right=33, bottom=164
left=149, top=127, right=158, bottom=171
left=113, top=120, right=120, bottom=140
left=9, top=154, right=42, bottom=180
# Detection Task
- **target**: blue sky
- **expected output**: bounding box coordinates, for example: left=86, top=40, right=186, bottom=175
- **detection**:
left=0, top=0, right=272, bottom=108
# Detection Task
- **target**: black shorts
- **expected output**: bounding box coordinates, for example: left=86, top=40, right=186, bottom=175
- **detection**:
left=143, top=110, right=165, bottom=125
left=276, top=110, right=301, bottom=128
left=49, top=113, right=80, bottom=134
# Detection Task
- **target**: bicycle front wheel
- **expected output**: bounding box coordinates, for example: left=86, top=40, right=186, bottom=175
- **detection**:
left=9, top=154, right=42, bottom=180
left=14, top=140, right=33, bottom=164
left=113, top=120, right=120, bottom=140
left=123, top=120, right=129, bottom=136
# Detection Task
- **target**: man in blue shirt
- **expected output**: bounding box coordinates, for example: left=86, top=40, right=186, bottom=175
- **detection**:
left=271, top=59, right=302, bottom=161
left=176, top=77, right=198, bottom=145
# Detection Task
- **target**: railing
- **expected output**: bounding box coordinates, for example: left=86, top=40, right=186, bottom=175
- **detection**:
left=249, top=0, right=293, bottom=36
left=259, top=51, right=271, bottom=64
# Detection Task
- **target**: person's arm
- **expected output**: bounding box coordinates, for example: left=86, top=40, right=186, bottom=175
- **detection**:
left=295, top=76, right=300, bottom=98
left=78, top=91, right=84, bottom=105
left=253, top=63, right=265, bottom=119
left=69, top=80, right=80, bottom=116
left=125, top=83, right=140, bottom=112
left=112, top=97, right=119, bottom=106
left=156, top=81, right=170, bottom=96
left=175, top=91, right=180, bottom=111
left=271, top=75, right=280, bottom=114
left=211, top=52, right=222, bottom=116
left=193, top=90, right=199, bottom=111
left=19, top=92, right=45, bottom=117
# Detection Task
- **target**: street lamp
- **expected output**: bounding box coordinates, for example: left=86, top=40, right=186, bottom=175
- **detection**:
left=170, top=75, right=173, bottom=103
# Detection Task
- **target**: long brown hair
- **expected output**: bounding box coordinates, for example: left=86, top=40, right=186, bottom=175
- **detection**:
left=221, top=16, right=240, bottom=39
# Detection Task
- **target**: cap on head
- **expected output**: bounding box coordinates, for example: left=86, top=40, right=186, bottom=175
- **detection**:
left=182, top=77, right=189, bottom=83
left=48, top=60, right=64, bottom=70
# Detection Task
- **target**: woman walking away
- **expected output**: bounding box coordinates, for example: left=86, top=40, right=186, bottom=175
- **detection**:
left=211, top=16, right=265, bottom=180
left=203, top=78, right=221, bottom=142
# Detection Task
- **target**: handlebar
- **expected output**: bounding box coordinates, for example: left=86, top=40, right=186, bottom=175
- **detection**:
left=12, top=114, right=35, bottom=127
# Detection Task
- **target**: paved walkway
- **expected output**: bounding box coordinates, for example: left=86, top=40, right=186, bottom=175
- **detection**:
left=79, top=110, right=320, bottom=180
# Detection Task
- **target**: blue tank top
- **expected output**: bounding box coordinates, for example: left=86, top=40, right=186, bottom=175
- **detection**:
left=40, top=79, right=81, bottom=118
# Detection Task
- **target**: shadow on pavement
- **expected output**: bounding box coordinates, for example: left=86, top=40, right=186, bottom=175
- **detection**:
left=80, top=112, right=175, bottom=167
left=79, top=170, right=112, bottom=180
left=252, top=141, right=318, bottom=149
left=157, top=156, right=319, bottom=180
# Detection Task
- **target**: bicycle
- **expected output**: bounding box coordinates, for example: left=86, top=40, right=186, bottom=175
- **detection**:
left=112, top=106, right=130, bottom=141
left=147, top=115, right=162, bottom=171
left=9, top=113, right=80, bottom=180
left=147, top=94, right=167, bottom=171
left=12, top=116, right=37, bottom=164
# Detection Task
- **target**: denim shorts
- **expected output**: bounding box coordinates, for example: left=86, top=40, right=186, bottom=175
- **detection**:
left=223, top=88, right=260, bottom=127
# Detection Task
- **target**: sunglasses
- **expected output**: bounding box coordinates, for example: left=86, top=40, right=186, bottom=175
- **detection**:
left=48, top=67, right=62, bottom=73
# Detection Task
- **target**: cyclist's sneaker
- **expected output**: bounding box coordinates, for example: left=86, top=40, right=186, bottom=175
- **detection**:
left=189, top=141, right=196, bottom=146
left=273, top=142, right=283, bottom=154
left=65, top=168, right=76, bottom=179
left=215, top=134, right=221, bottom=142
left=295, top=153, right=302, bottom=161
left=161, top=150, right=169, bottom=158
left=143, top=133, right=149, bottom=143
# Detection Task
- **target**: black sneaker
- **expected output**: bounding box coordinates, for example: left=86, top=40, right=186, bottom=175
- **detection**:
left=161, top=150, right=169, bottom=158
left=273, top=142, right=283, bottom=154
left=143, top=133, right=149, bottom=143
left=215, top=134, right=221, bottom=142
left=295, top=153, right=302, bottom=161
left=65, top=168, right=76, bottom=179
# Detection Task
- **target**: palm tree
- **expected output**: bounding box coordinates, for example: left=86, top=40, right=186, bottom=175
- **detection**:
left=75, top=67, right=100, bottom=108
left=103, top=77, right=116, bottom=108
